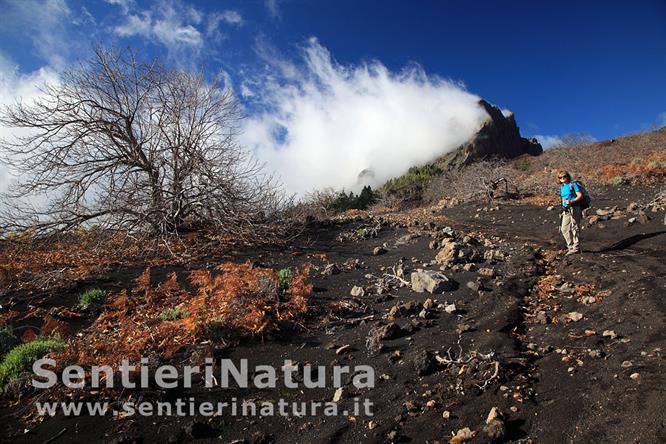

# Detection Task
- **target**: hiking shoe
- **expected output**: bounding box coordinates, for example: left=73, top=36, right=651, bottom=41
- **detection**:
left=565, top=249, right=580, bottom=256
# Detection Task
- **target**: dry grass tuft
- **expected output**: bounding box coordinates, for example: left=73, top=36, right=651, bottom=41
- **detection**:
left=56, top=262, right=313, bottom=369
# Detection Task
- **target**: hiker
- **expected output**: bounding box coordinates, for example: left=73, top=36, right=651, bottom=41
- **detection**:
left=558, top=170, right=583, bottom=255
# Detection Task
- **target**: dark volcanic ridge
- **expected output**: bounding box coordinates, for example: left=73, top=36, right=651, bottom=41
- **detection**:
left=438, top=100, right=543, bottom=171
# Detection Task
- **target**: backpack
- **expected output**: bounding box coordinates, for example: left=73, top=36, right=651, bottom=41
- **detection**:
left=571, top=181, right=591, bottom=209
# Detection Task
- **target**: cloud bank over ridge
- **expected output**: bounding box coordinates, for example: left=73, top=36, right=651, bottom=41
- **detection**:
left=240, top=38, right=490, bottom=196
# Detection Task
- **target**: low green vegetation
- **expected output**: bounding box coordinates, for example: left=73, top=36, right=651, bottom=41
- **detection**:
left=79, top=288, right=106, bottom=311
left=159, top=308, right=190, bottom=321
left=612, top=175, right=629, bottom=186
left=0, top=337, right=65, bottom=388
left=277, top=268, right=293, bottom=290
left=383, top=164, right=443, bottom=192
left=327, top=186, right=376, bottom=212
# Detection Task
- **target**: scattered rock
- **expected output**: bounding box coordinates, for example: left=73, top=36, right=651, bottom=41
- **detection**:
left=630, top=372, right=640, bottom=381
left=638, top=211, right=650, bottom=224
left=435, top=240, right=459, bottom=264
left=425, top=399, right=438, bottom=409
left=483, top=249, right=505, bottom=262
left=322, top=263, right=340, bottom=275
left=484, top=418, right=505, bottom=442
left=456, top=323, right=472, bottom=334
left=566, top=312, right=583, bottom=322
left=486, top=406, right=500, bottom=423
left=388, top=301, right=423, bottom=318
left=450, top=427, right=476, bottom=443
left=423, top=298, right=435, bottom=309
left=603, top=330, right=617, bottom=339
left=395, top=233, right=420, bottom=246
left=373, top=246, right=387, bottom=256
left=350, top=286, right=365, bottom=297
left=621, top=360, right=633, bottom=368
left=466, top=281, right=481, bottom=292
left=444, top=303, right=457, bottom=314
left=332, top=387, right=343, bottom=402
left=478, top=267, right=496, bottom=277
left=442, top=226, right=456, bottom=237
left=369, top=322, right=407, bottom=342
left=411, top=270, right=455, bottom=293
left=535, top=311, right=550, bottom=324
left=413, top=350, right=439, bottom=376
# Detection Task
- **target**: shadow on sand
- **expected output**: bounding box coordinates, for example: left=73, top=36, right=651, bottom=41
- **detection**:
left=598, top=230, right=666, bottom=252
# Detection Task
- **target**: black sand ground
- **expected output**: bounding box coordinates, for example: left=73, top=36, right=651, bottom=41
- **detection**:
left=1, top=184, right=664, bottom=444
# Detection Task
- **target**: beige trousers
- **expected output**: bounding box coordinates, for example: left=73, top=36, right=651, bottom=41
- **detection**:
left=561, top=206, right=582, bottom=251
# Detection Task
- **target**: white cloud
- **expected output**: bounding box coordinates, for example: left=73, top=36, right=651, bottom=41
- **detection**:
left=206, top=10, right=243, bottom=42
left=111, top=0, right=205, bottom=57
left=265, top=0, right=281, bottom=20
left=657, top=111, right=666, bottom=127
left=533, top=135, right=564, bottom=149
left=0, top=0, right=73, bottom=69
left=254, top=36, right=299, bottom=79
left=218, top=10, right=244, bottom=26
left=240, top=38, right=490, bottom=196
left=74, top=6, right=97, bottom=26
left=0, top=53, right=60, bottom=197
left=114, top=13, right=152, bottom=37
left=104, top=0, right=133, bottom=15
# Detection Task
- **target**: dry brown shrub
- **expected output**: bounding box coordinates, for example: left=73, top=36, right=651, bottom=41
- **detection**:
left=56, top=262, right=313, bottom=369
left=509, top=128, right=666, bottom=189
left=0, top=227, right=292, bottom=293
left=424, top=159, right=521, bottom=204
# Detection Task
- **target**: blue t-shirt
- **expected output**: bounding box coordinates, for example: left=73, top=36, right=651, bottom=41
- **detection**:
left=560, top=182, right=581, bottom=207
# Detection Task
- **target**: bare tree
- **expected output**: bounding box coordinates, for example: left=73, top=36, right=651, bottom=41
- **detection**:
left=0, top=47, right=286, bottom=238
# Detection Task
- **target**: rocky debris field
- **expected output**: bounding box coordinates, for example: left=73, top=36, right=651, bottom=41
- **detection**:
left=1, top=184, right=665, bottom=444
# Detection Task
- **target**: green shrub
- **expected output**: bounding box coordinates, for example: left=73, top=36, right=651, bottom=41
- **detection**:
left=0, top=337, right=65, bottom=388
left=277, top=268, right=293, bottom=290
left=79, top=288, right=106, bottom=311
left=0, top=327, right=17, bottom=357
left=631, top=157, right=642, bottom=166
left=159, top=308, right=190, bottom=321
left=327, top=186, right=377, bottom=212
left=383, top=164, right=443, bottom=192
left=612, top=175, right=629, bottom=186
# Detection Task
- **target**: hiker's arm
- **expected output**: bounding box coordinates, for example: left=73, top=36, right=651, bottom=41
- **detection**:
left=566, top=191, right=583, bottom=205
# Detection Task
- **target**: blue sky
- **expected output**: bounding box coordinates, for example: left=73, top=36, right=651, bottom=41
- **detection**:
left=0, top=0, right=665, bottom=193
left=1, top=0, right=665, bottom=140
